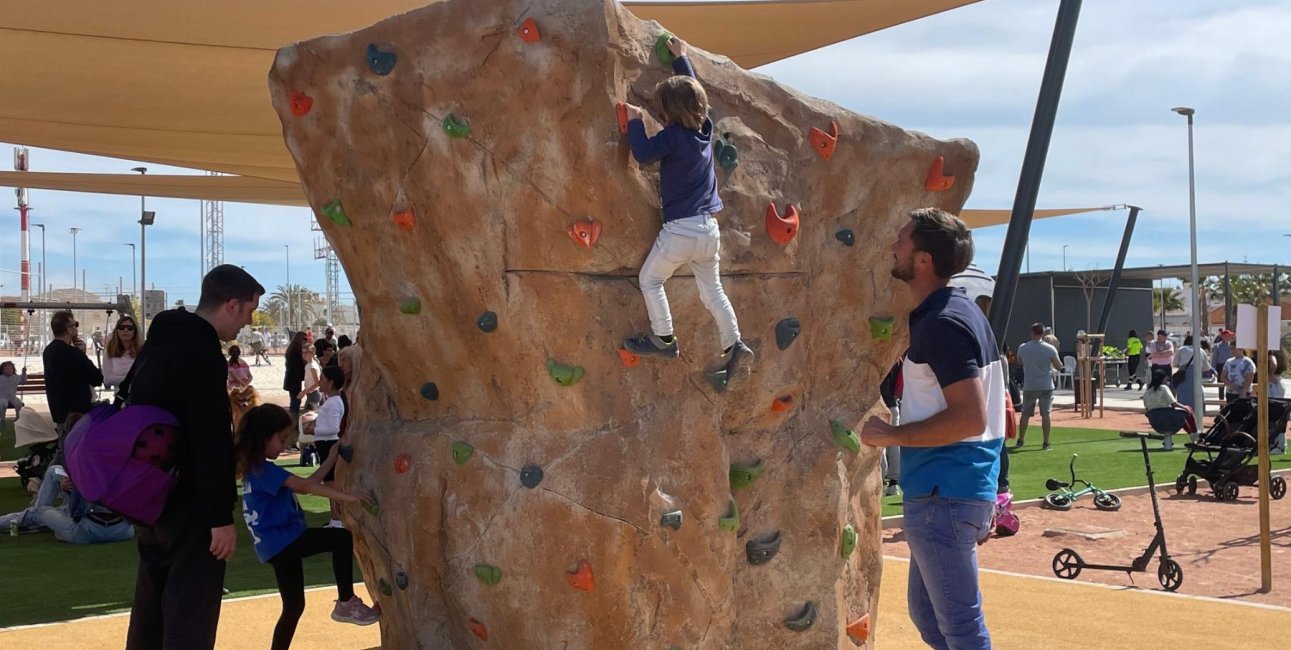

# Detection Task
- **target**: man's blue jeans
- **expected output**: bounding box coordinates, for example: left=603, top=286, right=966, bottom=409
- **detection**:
left=904, top=493, right=994, bottom=649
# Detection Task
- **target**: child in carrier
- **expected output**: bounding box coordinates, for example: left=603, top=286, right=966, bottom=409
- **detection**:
left=620, top=37, right=753, bottom=380
left=235, top=404, right=379, bottom=649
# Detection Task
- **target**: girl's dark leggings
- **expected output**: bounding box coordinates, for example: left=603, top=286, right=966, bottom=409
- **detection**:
left=268, top=528, right=355, bottom=650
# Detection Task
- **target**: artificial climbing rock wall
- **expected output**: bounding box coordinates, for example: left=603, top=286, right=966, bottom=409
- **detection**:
left=270, top=0, right=978, bottom=647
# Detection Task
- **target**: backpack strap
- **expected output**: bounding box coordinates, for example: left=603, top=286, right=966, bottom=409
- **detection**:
left=114, top=359, right=141, bottom=408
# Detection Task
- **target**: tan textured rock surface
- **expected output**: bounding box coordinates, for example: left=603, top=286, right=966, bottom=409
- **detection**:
left=269, top=0, right=978, bottom=647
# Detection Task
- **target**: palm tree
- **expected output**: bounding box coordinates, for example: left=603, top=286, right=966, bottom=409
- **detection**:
left=264, top=284, right=321, bottom=331
left=1152, top=287, right=1184, bottom=315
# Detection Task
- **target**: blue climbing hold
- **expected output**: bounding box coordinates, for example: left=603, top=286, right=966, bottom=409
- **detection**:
left=835, top=229, right=855, bottom=246
left=477, top=311, right=498, bottom=333
left=338, top=445, right=354, bottom=463
left=420, top=382, right=439, bottom=401
left=775, top=318, right=801, bottom=351
left=520, top=465, right=544, bottom=488
left=366, top=44, right=397, bottom=76
left=396, top=571, right=409, bottom=590
left=713, top=135, right=738, bottom=171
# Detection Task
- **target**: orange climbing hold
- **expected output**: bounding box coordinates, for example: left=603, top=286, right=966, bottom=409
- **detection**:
left=568, top=219, right=602, bottom=249
left=566, top=559, right=596, bottom=592
left=846, top=613, right=871, bottom=643
left=808, top=121, right=838, bottom=161
left=616, top=102, right=630, bottom=135
left=925, top=156, right=955, bottom=192
left=518, top=17, right=541, bottom=42
left=618, top=347, right=641, bottom=368
left=771, top=395, right=794, bottom=413
left=288, top=90, right=313, bottom=117
left=469, top=618, right=489, bottom=641
left=392, top=208, right=415, bottom=232
left=765, top=203, right=800, bottom=245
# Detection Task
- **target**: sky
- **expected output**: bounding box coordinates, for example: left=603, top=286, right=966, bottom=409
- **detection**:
left=2, top=0, right=1289, bottom=307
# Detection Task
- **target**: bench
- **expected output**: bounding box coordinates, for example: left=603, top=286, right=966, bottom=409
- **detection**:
left=15, top=372, right=46, bottom=396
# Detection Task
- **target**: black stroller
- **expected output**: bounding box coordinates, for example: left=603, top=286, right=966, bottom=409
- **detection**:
left=1173, top=397, right=1290, bottom=501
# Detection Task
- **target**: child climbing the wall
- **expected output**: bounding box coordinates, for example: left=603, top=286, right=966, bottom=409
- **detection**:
left=622, top=37, right=753, bottom=379
left=235, top=403, right=379, bottom=649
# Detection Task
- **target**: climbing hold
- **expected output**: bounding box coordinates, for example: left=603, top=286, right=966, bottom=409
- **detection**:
left=616, top=102, right=630, bottom=135
left=830, top=420, right=860, bottom=455
left=704, top=368, right=729, bottom=394
left=654, top=33, right=676, bottom=66
left=660, top=510, right=683, bottom=530
left=808, top=121, right=839, bottom=161
left=617, top=347, right=641, bottom=368
left=546, top=359, right=584, bottom=386
left=925, top=155, right=955, bottom=191
left=840, top=523, right=858, bottom=559
left=771, top=395, right=794, bottom=413
left=746, top=531, right=781, bottom=565
left=846, top=614, right=871, bottom=643
left=321, top=199, right=351, bottom=227
left=567, top=218, right=602, bottom=249
left=775, top=317, right=801, bottom=350
left=442, top=113, right=472, bottom=139
left=393, top=454, right=411, bottom=474
left=713, top=136, right=738, bottom=171
left=784, top=602, right=818, bottom=632
left=363, top=497, right=382, bottom=516
left=517, top=17, right=541, bottom=42
left=729, top=460, right=764, bottom=490
left=378, top=578, right=393, bottom=596
left=718, top=499, right=740, bottom=532
left=835, top=229, right=855, bottom=247
left=365, top=43, right=397, bottom=76
left=338, top=445, right=354, bottom=463
left=765, top=203, right=800, bottom=245
left=477, top=311, right=498, bottom=333
left=451, top=441, right=474, bottom=465
left=288, top=90, right=313, bottom=117
left=474, top=564, right=502, bottom=586
left=468, top=618, right=489, bottom=642
left=520, top=464, right=544, bottom=488
left=395, top=571, right=409, bottom=590
left=392, top=208, right=415, bottom=232
left=870, top=316, right=895, bottom=342
left=399, top=298, right=422, bottom=315
left=420, top=382, right=439, bottom=401
left=565, top=559, right=596, bottom=592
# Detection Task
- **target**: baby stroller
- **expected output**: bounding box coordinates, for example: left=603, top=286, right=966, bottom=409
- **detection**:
left=1174, top=397, right=1291, bottom=501
left=13, top=409, right=59, bottom=492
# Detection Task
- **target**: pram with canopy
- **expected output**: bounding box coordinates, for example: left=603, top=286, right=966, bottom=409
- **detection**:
left=1173, top=397, right=1290, bottom=501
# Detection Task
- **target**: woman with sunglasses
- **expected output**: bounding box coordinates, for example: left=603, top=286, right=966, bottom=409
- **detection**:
left=103, top=315, right=142, bottom=391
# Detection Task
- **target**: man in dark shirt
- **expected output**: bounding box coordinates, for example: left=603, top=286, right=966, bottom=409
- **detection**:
left=42, top=311, right=103, bottom=428
left=125, top=265, right=263, bottom=650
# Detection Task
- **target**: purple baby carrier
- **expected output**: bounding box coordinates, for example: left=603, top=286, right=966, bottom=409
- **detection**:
left=65, top=402, right=181, bottom=526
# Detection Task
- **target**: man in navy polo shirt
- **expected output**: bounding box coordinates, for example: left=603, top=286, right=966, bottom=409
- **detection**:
left=862, top=208, right=1004, bottom=649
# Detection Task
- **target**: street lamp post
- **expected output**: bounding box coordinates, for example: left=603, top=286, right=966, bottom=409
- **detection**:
left=69, top=227, right=80, bottom=294
left=124, top=243, right=137, bottom=310
left=1062, top=244, right=1068, bottom=271
left=132, top=166, right=148, bottom=336
left=1172, top=106, right=1205, bottom=420
left=283, top=244, right=291, bottom=333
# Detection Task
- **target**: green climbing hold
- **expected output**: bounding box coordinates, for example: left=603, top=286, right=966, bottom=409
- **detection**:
left=729, top=460, right=764, bottom=490
left=830, top=419, right=860, bottom=454
left=718, top=499, right=740, bottom=532
left=452, top=441, right=474, bottom=465
left=654, top=33, right=676, bottom=66
left=321, top=199, right=351, bottom=227
left=399, top=298, right=422, bottom=315
left=363, top=497, right=381, bottom=516
left=870, top=316, right=895, bottom=342
left=840, top=523, right=858, bottom=559
left=379, top=578, right=393, bottom=596
left=713, top=136, right=738, bottom=171
left=442, top=113, right=472, bottom=138
left=474, top=564, right=502, bottom=586
left=546, top=359, right=584, bottom=386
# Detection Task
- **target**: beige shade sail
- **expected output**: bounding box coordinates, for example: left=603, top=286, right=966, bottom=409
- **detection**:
left=0, top=0, right=977, bottom=183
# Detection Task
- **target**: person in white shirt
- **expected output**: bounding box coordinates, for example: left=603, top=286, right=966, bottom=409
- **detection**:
left=297, top=346, right=323, bottom=410
left=1221, top=348, right=1257, bottom=404
left=102, top=316, right=142, bottom=391
left=313, top=366, right=347, bottom=528
left=1142, top=367, right=1196, bottom=450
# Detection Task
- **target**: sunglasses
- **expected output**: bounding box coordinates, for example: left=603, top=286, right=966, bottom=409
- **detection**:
left=70, top=322, right=80, bottom=327
left=117, top=325, right=136, bottom=331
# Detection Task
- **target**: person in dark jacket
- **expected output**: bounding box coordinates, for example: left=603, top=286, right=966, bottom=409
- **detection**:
left=283, top=332, right=307, bottom=416
left=125, top=265, right=263, bottom=650
left=42, top=310, right=103, bottom=428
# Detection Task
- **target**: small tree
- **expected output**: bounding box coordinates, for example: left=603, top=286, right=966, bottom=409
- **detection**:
left=252, top=310, right=276, bottom=328
left=1073, top=270, right=1110, bottom=331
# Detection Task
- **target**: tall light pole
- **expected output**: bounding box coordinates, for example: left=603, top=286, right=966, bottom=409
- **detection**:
left=1173, top=106, right=1205, bottom=419
left=283, top=244, right=291, bottom=333
left=132, top=166, right=148, bottom=336
left=69, top=227, right=81, bottom=294
left=1062, top=244, right=1068, bottom=271
left=124, top=243, right=137, bottom=308
left=33, top=223, right=45, bottom=299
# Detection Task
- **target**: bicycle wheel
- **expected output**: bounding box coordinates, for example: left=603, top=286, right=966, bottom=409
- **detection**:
left=1094, top=492, right=1122, bottom=511
left=1044, top=494, right=1073, bottom=511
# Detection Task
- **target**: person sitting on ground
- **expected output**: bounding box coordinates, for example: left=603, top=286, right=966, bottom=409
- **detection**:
left=102, top=315, right=142, bottom=393
left=0, top=360, right=26, bottom=423
left=235, top=404, right=379, bottom=649
left=1016, top=323, right=1063, bottom=450
left=0, top=463, right=134, bottom=543
left=1220, top=347, right=1257, bottom=404
left=226, top=344, right=253, bottom=390
left=1142, top=367, right=1196, bottom=451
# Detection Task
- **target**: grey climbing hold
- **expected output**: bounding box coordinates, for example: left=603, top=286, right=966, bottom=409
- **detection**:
left=784, top=602, right=817, bottom=632
left=660, top=510, right=683, bottom=530
left=338, top=445, right=354, bottom=463
left=835, top=229, right=855, bottom=246
left=477, top=311, right=498, bottom=333
left=704, top=368, right=729, bottom=393
left=746, top=531, right=781, bottom=566
left=520, top=465, right=544, bottom=488
left=775, top=318, right=801, bottom=351
left=396, top=571, right=409, bottom=590
left=420, top=382, right=439, bottom=401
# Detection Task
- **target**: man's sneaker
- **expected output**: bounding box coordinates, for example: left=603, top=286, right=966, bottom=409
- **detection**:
left=623, top=334, right=679, bottom=358
left=1042, top=443, right=1053, bottom=451
left=326, top=519, right=345, bottom=529
left=1013, top=440, right=1024, bottom=449
left=332, top=596, right=380, bottom=626
left=884, top=481, right=901, bottom=497
left=723, top=340, right=755, bottom=376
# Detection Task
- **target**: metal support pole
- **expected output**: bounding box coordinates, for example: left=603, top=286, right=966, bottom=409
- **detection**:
left=1273, top=264, right=1281, bottom=307
left=1096, top=206, right=1140, bottom=335
left=1224, top=261, right=1232, bottom=332
left=988, top=0, right=1084, bottom=343
left=1256, top=304, right=1272, bottom=592
left=133, top=167, right=148, bottom=336
left=1173, top=107, right=1205, bottom=422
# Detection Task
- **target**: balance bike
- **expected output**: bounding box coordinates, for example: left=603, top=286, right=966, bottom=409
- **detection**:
left=1042, top=453, right=1122, bottom=511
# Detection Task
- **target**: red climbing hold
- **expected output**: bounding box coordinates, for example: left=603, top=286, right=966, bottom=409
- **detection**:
left=925, top=156, right=955, bottom=192
left=765, top=203, right=799, bottom=245
left=393, top=454, right=411, bottom=474
left=392, top=208, right=415, bottom=232
left=568, top=219, right=602, bottom=249
left=616, top=102, right=629, bottom=136
left=617, top=347, right=641, bottom=368
left=771, top=395, right=794, bottom=413
left=518, top=17, right=541, bottom=43
left=566, top=559, right=596, bottom=592
left=808, top=121, right=838, bottom=161
left=847, top=613, right=871, bottom=644
left=288, top=91, right=313, bottom=117
left=469, top=618, right=489, bottom=641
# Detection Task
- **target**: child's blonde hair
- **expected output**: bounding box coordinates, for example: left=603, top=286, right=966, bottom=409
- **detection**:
left=654, top=76, right=708, bottom=131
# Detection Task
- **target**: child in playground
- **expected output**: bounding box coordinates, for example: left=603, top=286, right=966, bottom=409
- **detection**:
left=621, top=37, right=753, bottom=378
left=0, top=361, right=26, bottom=422
left=235, top=404, right=379, bottom=649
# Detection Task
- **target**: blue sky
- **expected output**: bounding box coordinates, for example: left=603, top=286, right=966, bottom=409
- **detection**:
left=2, top=0, right=1289, bottom=306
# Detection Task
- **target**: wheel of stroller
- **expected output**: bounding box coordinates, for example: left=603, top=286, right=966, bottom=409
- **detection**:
left=1215, top=481, right=1239, bottom=502
left=1094, top=492, right=1123, bottom=511
left=1044, top=494, right=1073, bottom=511
left=1187, top=476, right=1197, bottom=495
left=1174, top=476, right=1187, bottom=495
left=1271, top=476, right=1287, bottom=500
left=1157, top=558, right=1183, bottom=592
left=1052, top=549, right=1083, bottom=580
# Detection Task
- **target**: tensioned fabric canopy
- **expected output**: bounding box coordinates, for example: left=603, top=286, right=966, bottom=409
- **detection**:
left=0, top=0, right=977, bottom=186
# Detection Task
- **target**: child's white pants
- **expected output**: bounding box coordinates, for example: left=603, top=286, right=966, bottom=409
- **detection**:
left=638, top=217, right=741, bottom=350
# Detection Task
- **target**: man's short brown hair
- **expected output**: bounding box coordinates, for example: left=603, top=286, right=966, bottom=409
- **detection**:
left=1031, top=323, right=1045, bottom=336
left=909, top=208, right=974, bottom=280
left=50, top=310, right=76, bottom=337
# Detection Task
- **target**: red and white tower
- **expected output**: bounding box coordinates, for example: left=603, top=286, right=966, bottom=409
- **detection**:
left=13, top=147, right=31, bottom=302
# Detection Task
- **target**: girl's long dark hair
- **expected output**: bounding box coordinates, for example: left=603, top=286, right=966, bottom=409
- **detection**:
left=1148, top=367, right=1170, bottom=391
left=227, top=345, right=242, bottom=365
left=234, top=404, right=293, bottom=479
left=285, top=332, right=306, bottom=360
